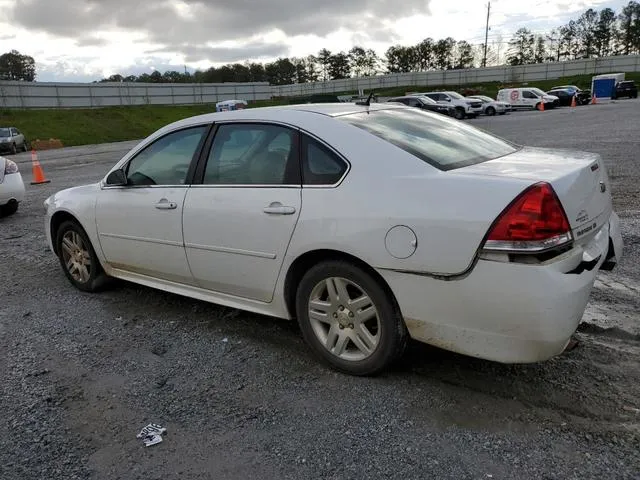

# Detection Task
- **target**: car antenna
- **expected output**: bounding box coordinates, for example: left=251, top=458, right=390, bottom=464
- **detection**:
left=355, top=91, right=375, bottom=106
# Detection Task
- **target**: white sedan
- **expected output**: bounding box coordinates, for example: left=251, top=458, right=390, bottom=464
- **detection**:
left=0, top=156, right=25, bottom=216
left=43, top=103, right=623, bottom=375
left=467, top=95, right=511, bottom=115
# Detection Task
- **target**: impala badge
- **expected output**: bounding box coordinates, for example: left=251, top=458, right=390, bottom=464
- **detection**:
left=600, top=181, right=607, bottom=193
left=576, top=210, right=589, bottom=224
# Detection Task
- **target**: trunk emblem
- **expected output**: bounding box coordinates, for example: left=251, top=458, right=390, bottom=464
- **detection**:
left=576, top=210, right=589, bottom=223
left=600, top=181, right=607, bottom=193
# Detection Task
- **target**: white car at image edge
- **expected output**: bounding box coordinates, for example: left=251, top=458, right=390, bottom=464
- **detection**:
left=43, top=103, right=623, bottom=376
left=0, top=156, right=26, bottom=216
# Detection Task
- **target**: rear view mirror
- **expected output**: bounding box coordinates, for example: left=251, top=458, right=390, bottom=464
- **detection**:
left=105, top=168, right=127, bottom=186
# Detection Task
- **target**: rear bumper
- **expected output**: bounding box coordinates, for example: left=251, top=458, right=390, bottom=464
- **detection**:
left=380, top=211, right=623, bottom=364
left=0, top=172, right=26, bottom=206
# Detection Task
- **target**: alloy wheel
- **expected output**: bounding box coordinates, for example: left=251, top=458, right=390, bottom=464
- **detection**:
left=61, top=230, right=92, bottom=283
left=307, top=277, right=380, bottom=362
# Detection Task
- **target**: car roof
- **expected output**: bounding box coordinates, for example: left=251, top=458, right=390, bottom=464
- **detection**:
left=153, top=102, right=408, bottom=135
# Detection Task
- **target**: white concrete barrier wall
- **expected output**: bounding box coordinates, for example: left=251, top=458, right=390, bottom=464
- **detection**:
left=1, top=55, right=639, bottom=107
left=0, top=81, right=272, bottom=108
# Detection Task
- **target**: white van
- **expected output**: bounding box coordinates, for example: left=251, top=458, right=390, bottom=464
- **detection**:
left=497, top=88, right=559, bottom=110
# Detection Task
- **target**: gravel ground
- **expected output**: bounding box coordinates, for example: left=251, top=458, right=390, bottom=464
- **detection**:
left=1, top=101, right=639, bottom=480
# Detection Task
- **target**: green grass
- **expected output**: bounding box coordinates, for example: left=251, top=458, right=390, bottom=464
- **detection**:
left=2, top=72, right=639, bottom=148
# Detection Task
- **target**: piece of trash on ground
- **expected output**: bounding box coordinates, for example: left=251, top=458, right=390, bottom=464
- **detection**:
left=137, top=423, right=167, bottom=447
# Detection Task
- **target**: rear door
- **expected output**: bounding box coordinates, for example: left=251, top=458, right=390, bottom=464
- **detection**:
left=182, top=122, right=302, bottom=302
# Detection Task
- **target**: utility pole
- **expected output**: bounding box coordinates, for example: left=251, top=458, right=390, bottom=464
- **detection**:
left=482, top=1, right=491, bottom=68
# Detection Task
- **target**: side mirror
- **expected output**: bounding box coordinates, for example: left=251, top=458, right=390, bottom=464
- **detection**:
left=105, top=168, right=128, bottom=186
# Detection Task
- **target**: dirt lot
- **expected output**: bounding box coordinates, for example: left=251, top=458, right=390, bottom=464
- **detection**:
left=1, top=101, right=639, bottom=480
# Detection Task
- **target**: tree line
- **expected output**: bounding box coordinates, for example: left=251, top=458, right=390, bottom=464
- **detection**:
left=1, top=2, right=639, bottom=84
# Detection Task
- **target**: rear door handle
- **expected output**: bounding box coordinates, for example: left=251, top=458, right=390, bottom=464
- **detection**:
left=263, top=202, right=296, bottom=215
left=155, top=199, right=177, bottom=210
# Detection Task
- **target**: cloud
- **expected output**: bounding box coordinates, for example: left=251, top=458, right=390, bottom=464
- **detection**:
left=9, top=0, right=431, bottom=61
left=145, top=42, right=289, bottom=63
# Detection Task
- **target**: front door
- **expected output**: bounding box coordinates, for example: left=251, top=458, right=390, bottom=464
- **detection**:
left=182, top=122, right=302, bottom=302
left=95, top=125, right=209, bottom=284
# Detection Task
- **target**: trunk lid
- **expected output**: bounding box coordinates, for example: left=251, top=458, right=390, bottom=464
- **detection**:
left=457, top=146, right=613, bottom=246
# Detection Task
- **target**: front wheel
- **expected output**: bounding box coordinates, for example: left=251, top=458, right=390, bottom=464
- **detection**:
left=453, top=108, right=465, bottom=120
left=486, top=106, right=496, bottom=116
left=56, top=220, right=109, bottom=292
left=11, top=143, right=17, bottom=155
left=0, top=202, right=18, bottom=216
left=295, top=260, right=407, bottom=376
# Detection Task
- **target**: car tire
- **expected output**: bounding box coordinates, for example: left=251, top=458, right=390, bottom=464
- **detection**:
left=453, top=108, right=465, bottom=120
left=22, top=142, right=28, bottom=152
left=11, top=143, right=17, bottom=155
left=0, top=202, right=18, bottom=217
left=295, top=260, right=408, bottom=376
left=55, top=220, right=110, bottom=293
left=486, top=106, right=496, bottom=116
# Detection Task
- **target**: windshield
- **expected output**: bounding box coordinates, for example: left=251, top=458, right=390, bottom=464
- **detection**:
left=531, top=88, right=547, bottom=96
left=0, top=128, right=10, bottom=137
left=471, top=96, right=493, bottom=103
left=337, top=108, right=518, bottom=171
left=446, top=92, right=465, bottom=99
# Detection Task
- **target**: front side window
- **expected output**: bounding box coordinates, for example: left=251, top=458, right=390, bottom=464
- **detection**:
left=203, top=123, right=298, bottom=185
left=0, top=128, right=10, bottom=137
left=522, top=91, right=537, bottom=99
left=126, top=126, right=207, bottom=186
left=445, top=92, right=464, bottom=100
left=337, top=108, right=518, bottom=171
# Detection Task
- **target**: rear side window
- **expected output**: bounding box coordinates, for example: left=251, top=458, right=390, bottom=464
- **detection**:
left=302, top=135, right=347, bottom=185
left=337, top=108, right=518, bottom=171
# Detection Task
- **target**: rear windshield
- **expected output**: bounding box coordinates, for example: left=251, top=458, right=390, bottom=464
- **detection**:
left=337, top=108, right=518, bottom=171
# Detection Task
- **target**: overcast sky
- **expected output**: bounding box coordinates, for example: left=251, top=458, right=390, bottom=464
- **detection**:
left=0, top=0, right=626, bottom=82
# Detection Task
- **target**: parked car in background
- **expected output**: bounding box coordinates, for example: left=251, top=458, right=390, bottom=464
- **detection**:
left=418, top=91, right=483, bottom=119
left=0, top=127, right=28, bottom=155
left=0, top=156, right=26, bottom=216
left=466, top=95, right=511, bottom=115
left=497, top=88, right=559, bottom=110
left=44, top=102, right=623, bottom=376
left=387, top=95, right=455, bottom=117
left=547, top=89, right=575, bottom=107
left=612, top=80, right=638, bottom=99
left=550, top=85, right=591, bottom=105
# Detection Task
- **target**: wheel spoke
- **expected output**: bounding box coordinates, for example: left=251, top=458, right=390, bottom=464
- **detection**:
left=80, top=251, right=91, bottom=265
left=62, top=237, right=74, bottom=255
left=66, top=257, right=74, bottom=270
left=333, top=333, right=349, bottom=356
left=357, top=305, right=377, bottom=322
left=351, top=324, right=376, bottom=355
left=325, top=278, right=339, bottom=306
left=309, top=309, right=332, bottom=325
left=309, top=299, right=331, bottom=314
left=325, top=324, right=339, bottom=350
left=349, top=294, right=372, bottom=312
left=78, top=264, right=90, bottom=283
left=334, top=278, right=351, bottom=305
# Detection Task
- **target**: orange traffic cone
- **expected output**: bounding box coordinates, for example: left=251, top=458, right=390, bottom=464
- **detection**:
left=571, top=95, right=577, bottom=108
left=591, top=92, right=597, bottom=105
left=30, top=150, right=50, bottom=185
left=538, top=101, right=545, bottom=111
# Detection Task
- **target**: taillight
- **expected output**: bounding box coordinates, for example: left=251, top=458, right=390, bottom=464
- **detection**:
left=4, top=159, right=19, bottom=175
left=483, top=182, right=572, bottom=253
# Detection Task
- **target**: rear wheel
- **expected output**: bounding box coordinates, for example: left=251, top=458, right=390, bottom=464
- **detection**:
left=295, top=260, right=407, bottom=376
left=486, top=106, right=496, bottom=116
left=453, top=108, right=466, bottom=120
left=22, top=142, right=28, bottom=152
left=56, top=220, right=109, bottom=292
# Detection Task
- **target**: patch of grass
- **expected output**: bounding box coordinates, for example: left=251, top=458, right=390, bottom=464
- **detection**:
left=2, top=71, right=639, bottom=148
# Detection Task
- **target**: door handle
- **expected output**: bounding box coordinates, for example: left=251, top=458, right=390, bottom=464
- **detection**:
left=263, top=202, right=296, bottom=215
left=155, top=199, right=177, bottom=210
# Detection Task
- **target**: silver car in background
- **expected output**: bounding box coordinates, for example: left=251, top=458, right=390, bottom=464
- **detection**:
left=0, top=127, right=28, bottom=155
